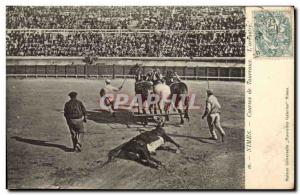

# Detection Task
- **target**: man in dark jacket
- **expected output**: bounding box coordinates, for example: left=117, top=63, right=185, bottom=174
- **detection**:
left=64, top=91, right=87, bottom=152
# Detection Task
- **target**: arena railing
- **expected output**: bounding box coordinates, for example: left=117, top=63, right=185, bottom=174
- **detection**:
left=6, top=56, right=245, bottom=81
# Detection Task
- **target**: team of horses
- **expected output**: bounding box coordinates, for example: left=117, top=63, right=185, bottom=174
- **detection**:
left=131, top=66, right=190, bottom=125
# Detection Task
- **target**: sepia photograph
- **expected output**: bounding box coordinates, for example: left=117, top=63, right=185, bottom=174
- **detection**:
left=6, top=5, right=249, bottom=189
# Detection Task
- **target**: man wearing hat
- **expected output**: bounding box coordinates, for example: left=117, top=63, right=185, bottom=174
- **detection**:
left=64, top=91, right=87, bottom=152
left=152, top=68, right=163, bottom=84
left=202, top=89, right=226, bottom=142
left=100, top=79, right=123, bottom=117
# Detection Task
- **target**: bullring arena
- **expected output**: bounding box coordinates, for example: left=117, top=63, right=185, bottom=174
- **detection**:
left=6, top=6, right=245, bottom=189
left=7, top=67, right=245, bottom=189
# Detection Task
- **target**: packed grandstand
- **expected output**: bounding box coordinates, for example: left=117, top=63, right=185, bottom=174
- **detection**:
left=6, top=6, right=245, bottom=57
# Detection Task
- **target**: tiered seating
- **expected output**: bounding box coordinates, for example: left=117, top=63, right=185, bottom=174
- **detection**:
left=6, top=6, right=245, bottom=57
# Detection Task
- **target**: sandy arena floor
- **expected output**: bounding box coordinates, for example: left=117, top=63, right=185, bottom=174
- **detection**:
left=7, top=78, right=245, bottom=189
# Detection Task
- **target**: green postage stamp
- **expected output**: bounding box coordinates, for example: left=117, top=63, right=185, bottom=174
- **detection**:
left=254, top=11, right=293, bottom=57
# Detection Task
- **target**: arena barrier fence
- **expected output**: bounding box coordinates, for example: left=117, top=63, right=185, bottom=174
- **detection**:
left=6, top=63, right=245, bottom=81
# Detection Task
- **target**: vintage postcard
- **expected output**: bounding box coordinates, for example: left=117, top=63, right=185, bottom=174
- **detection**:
left=5, top=6, right=294, bottom=190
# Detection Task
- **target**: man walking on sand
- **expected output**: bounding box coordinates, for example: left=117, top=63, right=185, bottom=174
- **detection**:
left=202, top=89, right=226, bottom=142
left=64, top=91, right=87, bottom=152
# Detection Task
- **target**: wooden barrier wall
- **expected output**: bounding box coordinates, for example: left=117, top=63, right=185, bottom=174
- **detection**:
left=6, top=64, right=245, bottom=81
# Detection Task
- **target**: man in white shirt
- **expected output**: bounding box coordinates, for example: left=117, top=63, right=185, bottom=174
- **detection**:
left=202, top=89, right=226, bottom=142
left=100, top=79, right=123, bottom=117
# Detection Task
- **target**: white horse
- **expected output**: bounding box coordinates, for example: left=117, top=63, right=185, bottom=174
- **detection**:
left=152, top=83, right=171, bottom=118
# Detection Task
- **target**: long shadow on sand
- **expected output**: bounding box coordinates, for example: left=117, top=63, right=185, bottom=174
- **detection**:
left=167, top=134, right=214, bottom=144
left=11, top=136, right=73, bottom=152
left=86, top=109, right=158, bottom=128
left=136, top=128, right=213, bottom=144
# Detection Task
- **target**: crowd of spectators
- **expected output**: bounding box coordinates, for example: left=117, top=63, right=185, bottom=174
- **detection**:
left=7, top=6, right=245, bottom=30
left=6, top=6, right=245, bottom=57
left=6, top=31, right=245, bottom=57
